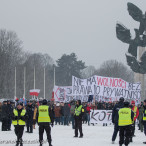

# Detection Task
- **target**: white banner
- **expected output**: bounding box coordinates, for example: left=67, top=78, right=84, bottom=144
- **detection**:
left=54, top=86, right=90, bottom=102
left=54, top=86, right=73, bottom=102
left=90, top=110, right=112, bottom=124
left=72, top=75, right=141, bottom=101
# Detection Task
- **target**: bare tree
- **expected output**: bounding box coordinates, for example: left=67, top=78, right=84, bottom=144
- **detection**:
left=95, top=60, right=134, bottom=83
left=81, top=65, right=96, bottom=78
left=0, top=29, right=23, bottom=99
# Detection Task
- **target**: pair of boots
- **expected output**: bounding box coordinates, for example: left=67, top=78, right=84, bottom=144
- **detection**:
left=39, top=140, right=52, bottom=146
left=16, top=138, right=23, bottom=146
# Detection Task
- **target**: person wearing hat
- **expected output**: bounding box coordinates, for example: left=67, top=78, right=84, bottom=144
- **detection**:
left=7, top=100, right=13, bottom=131
left=118, top=101, right=134, bottom=146
left=142, top=99, right=146, bottom=144
left=12, top=102, right=27, bottom=146
left=26, top=100, right=34, bottom=133
left=1, top=100, right=9, bottom=131
left=74, top=100, right=84, bottom=138
left=111, top=97, right=124, bottom=144
left=131, top=100, right=139, bottom=137
left=36, top=99, right=54, bottom=146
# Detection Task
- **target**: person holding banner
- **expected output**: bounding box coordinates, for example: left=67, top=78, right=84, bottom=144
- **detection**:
left=112, top=97, right=124, bottom=144
left=74, top=100, right=84, bottom=138
left=131, top=100, right=139, bottom=137
left=118, top=101, right=134, bottom=146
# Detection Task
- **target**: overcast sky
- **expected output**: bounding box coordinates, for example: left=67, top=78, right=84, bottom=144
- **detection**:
left=0, top=0, right=146, bottom=68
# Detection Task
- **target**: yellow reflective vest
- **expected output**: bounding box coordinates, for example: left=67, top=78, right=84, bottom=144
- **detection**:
left=133, top=106, right=137, bottom=118
left=143, top=109, right=146, bottom=121
left=118, top=108, right=132, bottom=126
left=12, top=109, right=26, bottom=125
left=74, top=105, right=84, bottom=116
left=38, top=105, right=51, bottom=123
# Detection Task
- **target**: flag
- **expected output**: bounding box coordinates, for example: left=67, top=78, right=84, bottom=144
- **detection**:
left=29, top=89, right=40, bottom=96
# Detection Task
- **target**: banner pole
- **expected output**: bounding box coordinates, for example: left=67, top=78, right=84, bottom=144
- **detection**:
left=15, top=67, right=17, bottom=98
left=44, top=68, right=46, bottom=99
left=54, top=66, right=55, bottom=87
left=24, top=67, right=26, bottom=99
left=34, top=67, right=35, bottom=99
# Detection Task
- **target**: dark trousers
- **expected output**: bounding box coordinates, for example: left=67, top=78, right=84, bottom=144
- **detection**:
left=14, top=125, right=24, bottom=142
left=2, top=118, right=8, bottom=131
left=39, top=124, right=52, bottom=144
left=75, top=117, right=83, bottom=137
left=112, top=122, right=119, bottom=141
left=64, top=116, right=69, bottom=125
left=119, top=125, right=131, bottom=145
left=27, top=119, right=33, bottom=133
left=144, top=122, right=146, bottom=135
left=131, top=121, right=135, bottom=136
left=7, top=118, right=12, bottom=130
left=55, top=117, right=60, bottom=125
left=71, top=115, right=75, bottom=129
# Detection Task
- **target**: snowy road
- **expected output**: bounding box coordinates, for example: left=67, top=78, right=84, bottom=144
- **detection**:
left=0, top=123, right=145, bottom=146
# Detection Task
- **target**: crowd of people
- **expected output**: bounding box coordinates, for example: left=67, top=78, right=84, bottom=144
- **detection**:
left=0, top=98, right=146, bottom=146
left=0, top=99, right=115, bottom=130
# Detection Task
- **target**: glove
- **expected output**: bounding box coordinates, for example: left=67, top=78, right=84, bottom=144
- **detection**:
left=51, top=123, right=54, bottom=127
left=20, top=116, right=25, bottom=121
left=14, top=116, right=18, bottom=120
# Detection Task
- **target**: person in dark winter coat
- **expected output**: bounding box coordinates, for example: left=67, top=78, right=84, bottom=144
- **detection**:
left=112, top=97, right=124, bottom=143
left=63, top=103, right=70, bottom=126
left=26, top=101, right=34, bottom=133
left=70, top=101, right=75, bottom=129
left=0, top=102, right=2, bottom=122
left=142, top=100, right=146, bottom=144
left=74, top=100, right=84, bottom=138
left=7, top=100, right=13, bottom=131
left=1, top=100, right=9, bottom=131
left=12, top=102, right=27, bottom=146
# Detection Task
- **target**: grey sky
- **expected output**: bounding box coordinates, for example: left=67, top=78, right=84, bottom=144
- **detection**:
left=0, top=0, right=146, bottom=68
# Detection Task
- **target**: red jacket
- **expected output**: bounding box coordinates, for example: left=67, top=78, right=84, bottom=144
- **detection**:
left=86, top=106, right=91, bottom=114
left=132, top=106, right=139, bottom=121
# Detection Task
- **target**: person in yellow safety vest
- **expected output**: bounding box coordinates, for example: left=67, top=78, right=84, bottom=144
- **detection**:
left=118, top=101, right=134, bottom=146
left=131, top=100, right=139, bottom=138
left=36, top=99, right=54, bottom=146
left=12, top=102, right=27, bottom=146
left=74, top=100, right=84, bottom=138
left=142, top=100, right=146, bottom=144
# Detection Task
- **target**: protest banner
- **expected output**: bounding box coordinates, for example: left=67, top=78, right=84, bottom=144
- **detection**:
left=54, top=86, right=90, bottom=102
left=72, top=75, right=141, bottom=102
left=90, top=110, right=112, bottom=124
left=54, top=86, right=73, bottom=102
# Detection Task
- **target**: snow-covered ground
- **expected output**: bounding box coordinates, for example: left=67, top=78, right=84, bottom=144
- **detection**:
left=0, top=123, right=145, bottom=146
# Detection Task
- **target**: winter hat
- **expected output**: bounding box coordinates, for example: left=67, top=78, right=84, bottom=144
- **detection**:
left=131, top=100, right=135, bottom=104
left=124, top=101, right=129, bottom=107
left=42, top=99, right=47, bottom=105
left=17, top=102, right=23, bottom=106
left=119, top=97, right=124, bottom=102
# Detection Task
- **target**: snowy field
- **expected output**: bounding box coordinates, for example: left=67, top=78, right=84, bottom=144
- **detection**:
left=0, top=123, right=145, bottom=146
